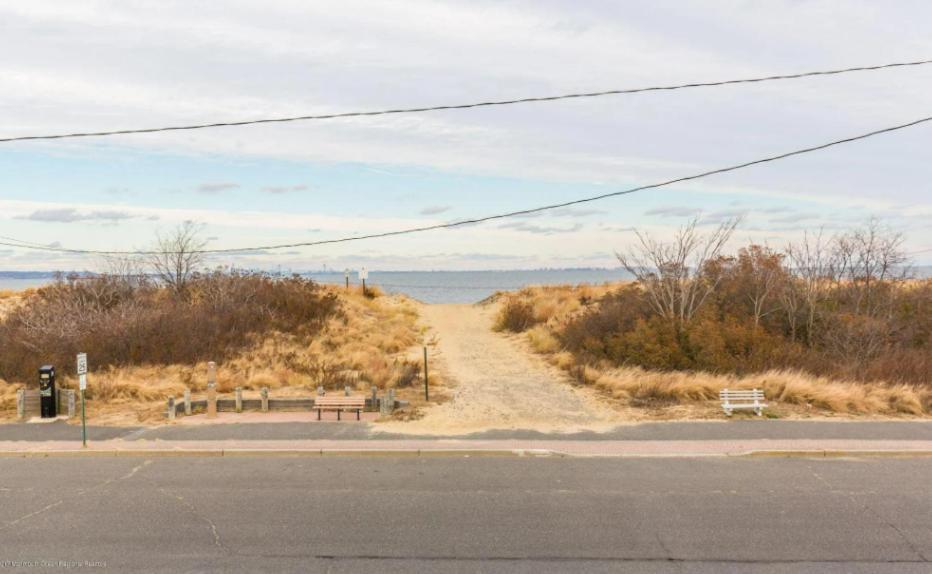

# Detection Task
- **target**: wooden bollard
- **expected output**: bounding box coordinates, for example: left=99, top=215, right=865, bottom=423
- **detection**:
left=317, top=385, right=324, bottom=396
left=67, top=390, right=76, bottom=419
left=167, top=397, right=176, bottom=421
left=235, top=387, right=243, bottom=413
left=370, top=386, right=377, bottom=411
left=206, top=384, right=217, bottom=419
left=380, top=389, right=395, bottom=416
left=260, top=387, right=269, bottom=412
left=344, top=385, right=351, bottom=397
left=16, top=389, right=25, bottom=420
left=184, top=389, right=192, bottom=416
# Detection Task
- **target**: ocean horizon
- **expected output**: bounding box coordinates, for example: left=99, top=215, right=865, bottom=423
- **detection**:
left=4, top=266, right=931, bottom=304
left=0, top=268, right=635, bottom=304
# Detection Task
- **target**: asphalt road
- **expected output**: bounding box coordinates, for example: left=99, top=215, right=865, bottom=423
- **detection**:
left=3, top=419, right=932, bottom=442
left=0, top=456, right=929, bottom=573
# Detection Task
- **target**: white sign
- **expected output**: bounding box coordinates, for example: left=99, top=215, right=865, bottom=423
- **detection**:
left=359, top=267, right=369, bottom=281
left=76, top=353, right=88, bottom=375
left=77, top=353, right=88, bottom=391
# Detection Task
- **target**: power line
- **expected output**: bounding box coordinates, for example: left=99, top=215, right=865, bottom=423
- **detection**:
left=2, top=58, right=930, bottom=144
left=1, top=114, right=929, bottom=256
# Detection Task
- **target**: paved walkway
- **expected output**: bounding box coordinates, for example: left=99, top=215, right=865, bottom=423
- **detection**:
left=1, top=437, right=930, bottom=457
left=3, top=419, right=930, bottom=442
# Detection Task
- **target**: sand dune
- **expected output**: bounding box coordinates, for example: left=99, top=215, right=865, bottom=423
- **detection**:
left=379, top=302, right=620, bottom=435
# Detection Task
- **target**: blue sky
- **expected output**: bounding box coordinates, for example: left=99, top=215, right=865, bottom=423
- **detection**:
left=1, top=1, right=930, bottom=271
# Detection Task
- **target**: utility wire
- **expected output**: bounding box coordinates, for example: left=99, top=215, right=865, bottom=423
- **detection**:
left=1, top=114, right=929, bottom=255
left=1, top=58, right=930, bottom=143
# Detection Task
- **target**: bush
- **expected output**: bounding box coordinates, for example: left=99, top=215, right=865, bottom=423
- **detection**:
left=0, top=271, right=340, bottom=382
left=494, top=299, right=538, bottom=332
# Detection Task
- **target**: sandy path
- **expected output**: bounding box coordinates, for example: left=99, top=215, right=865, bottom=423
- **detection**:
left=380, top=303, right=619, bottom=434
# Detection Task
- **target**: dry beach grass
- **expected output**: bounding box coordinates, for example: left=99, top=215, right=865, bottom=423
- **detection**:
left=0, top=283, right=432, bottom=424
left=495, top=283, right=932, bottom=417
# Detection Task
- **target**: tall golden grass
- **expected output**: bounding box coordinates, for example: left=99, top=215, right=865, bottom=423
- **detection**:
left=0, top=284, right=425, bottom=423
left=499, top=283, right=932, bottom=416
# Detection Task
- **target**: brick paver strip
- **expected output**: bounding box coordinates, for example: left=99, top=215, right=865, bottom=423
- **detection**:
left=0, top=439, right=930, bottom=457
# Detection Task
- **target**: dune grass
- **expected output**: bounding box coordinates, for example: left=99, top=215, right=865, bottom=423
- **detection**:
left=0, top=284, right=428, bottom=423
left=495, top=283, right=932, bottom=417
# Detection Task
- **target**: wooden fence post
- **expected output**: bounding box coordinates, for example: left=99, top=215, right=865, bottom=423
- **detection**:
left=207, top=385, right=217, bottom=419
left=235, top=387, right=243, bottom=413
left=261, top=387, right=269, bottom=412
left=207, top=361, right=217, bottom=419
left=167, top=397, right=176, bottom=421
left=184, top=389, right=191, bottom=416
left=67, top=390, right=76, bottom=419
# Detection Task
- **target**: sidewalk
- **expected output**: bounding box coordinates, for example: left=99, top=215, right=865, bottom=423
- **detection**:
left=1, top=437, right=930, bottom=457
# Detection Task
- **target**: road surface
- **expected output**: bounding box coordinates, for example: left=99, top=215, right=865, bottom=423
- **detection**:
left=1, top=456, right=929, bottom=572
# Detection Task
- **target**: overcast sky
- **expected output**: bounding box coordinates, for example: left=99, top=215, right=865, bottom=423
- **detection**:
left=1, top=0, right=930, bottom=271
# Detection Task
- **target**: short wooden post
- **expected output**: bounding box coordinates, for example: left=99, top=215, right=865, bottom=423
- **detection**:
left=67, top=390, right=76, bottom=418
left=235, top=387, right=243, bottom=413
left=206, top=384, right=217, bottom=419
left=380, top=389, right=395, bottom=415
left=167, top=397, right=176, bottom=421
left=183, top=389, right=192, bottom=416
left=317, top=385, right=324, bottom=396
left=206, top=361, right=218, bottom=419
left=207, top=361, right=217, bottom=387
left=16, top=389, right=25, bottom=420
left=261, top=387, right=269, bottom=412
left=370, top=386, right=377, bottom=411
left=344, top=385, right=351, bottom=397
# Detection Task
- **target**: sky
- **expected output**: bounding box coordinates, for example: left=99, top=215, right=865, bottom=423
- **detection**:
left=0, top=0, right=930, bottom=271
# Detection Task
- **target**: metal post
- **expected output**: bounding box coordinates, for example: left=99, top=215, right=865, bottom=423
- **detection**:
left=423, top=346, right=429, bottom=401
left=81, top=389, right=87, bottom=447
left=362, top=278, right=367, bottom=296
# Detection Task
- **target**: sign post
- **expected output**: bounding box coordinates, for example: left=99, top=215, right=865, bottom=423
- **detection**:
left=359, top=267, right=369, bottom=296
left=76, top=353, right=88, bottom=448
left=423, top=346, right=429, bottom=401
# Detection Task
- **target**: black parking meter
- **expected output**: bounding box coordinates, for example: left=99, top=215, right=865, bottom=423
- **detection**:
left=39, top=365, right=57, bottom=418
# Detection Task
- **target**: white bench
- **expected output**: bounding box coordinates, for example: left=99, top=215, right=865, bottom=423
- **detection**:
left=720, top=389, right=766, bottom=416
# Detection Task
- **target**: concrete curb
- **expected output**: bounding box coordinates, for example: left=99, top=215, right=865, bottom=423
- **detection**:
left=1, top=448, right=930, bottom=458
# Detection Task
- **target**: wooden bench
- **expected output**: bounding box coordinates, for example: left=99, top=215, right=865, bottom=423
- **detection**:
left=720, top=389, right=766, bottom=416
left=314, top=395, right=366, bottom=421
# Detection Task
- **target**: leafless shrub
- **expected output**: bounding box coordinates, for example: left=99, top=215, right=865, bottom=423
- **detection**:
left=616, top=217, right=739, bottom=324
left=148, top=221, right=207, bottom=295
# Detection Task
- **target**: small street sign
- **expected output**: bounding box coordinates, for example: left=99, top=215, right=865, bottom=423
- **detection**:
left=359, top=267, right=369, bottom=281
left=76, top=353, right=88, bottom=376
left=76, top=353, right=88, bottom=447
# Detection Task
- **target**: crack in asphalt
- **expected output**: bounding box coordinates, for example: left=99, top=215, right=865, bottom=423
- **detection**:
left=808, top=464, right=928, bottom=562
left=0, top=459, right=152, bottom=532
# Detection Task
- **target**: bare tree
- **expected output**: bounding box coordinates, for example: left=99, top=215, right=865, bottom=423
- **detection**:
left=784, top=229, right=836, bottom=345
left=149, top=221, right=207, bottom=294
left=737, top=245, right=786, bottom=329
left=617, top=217, right=739, bottom=324
left=833, top=218, right=908, bottom=316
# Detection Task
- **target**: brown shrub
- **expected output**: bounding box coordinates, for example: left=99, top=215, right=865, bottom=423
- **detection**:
left=0, top=271, right=340, bottom=383
left=494, top=299, right=538, bottom=332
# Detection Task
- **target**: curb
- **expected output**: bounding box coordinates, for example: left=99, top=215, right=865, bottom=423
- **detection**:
left=1, top=448, right=929, bottom=458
